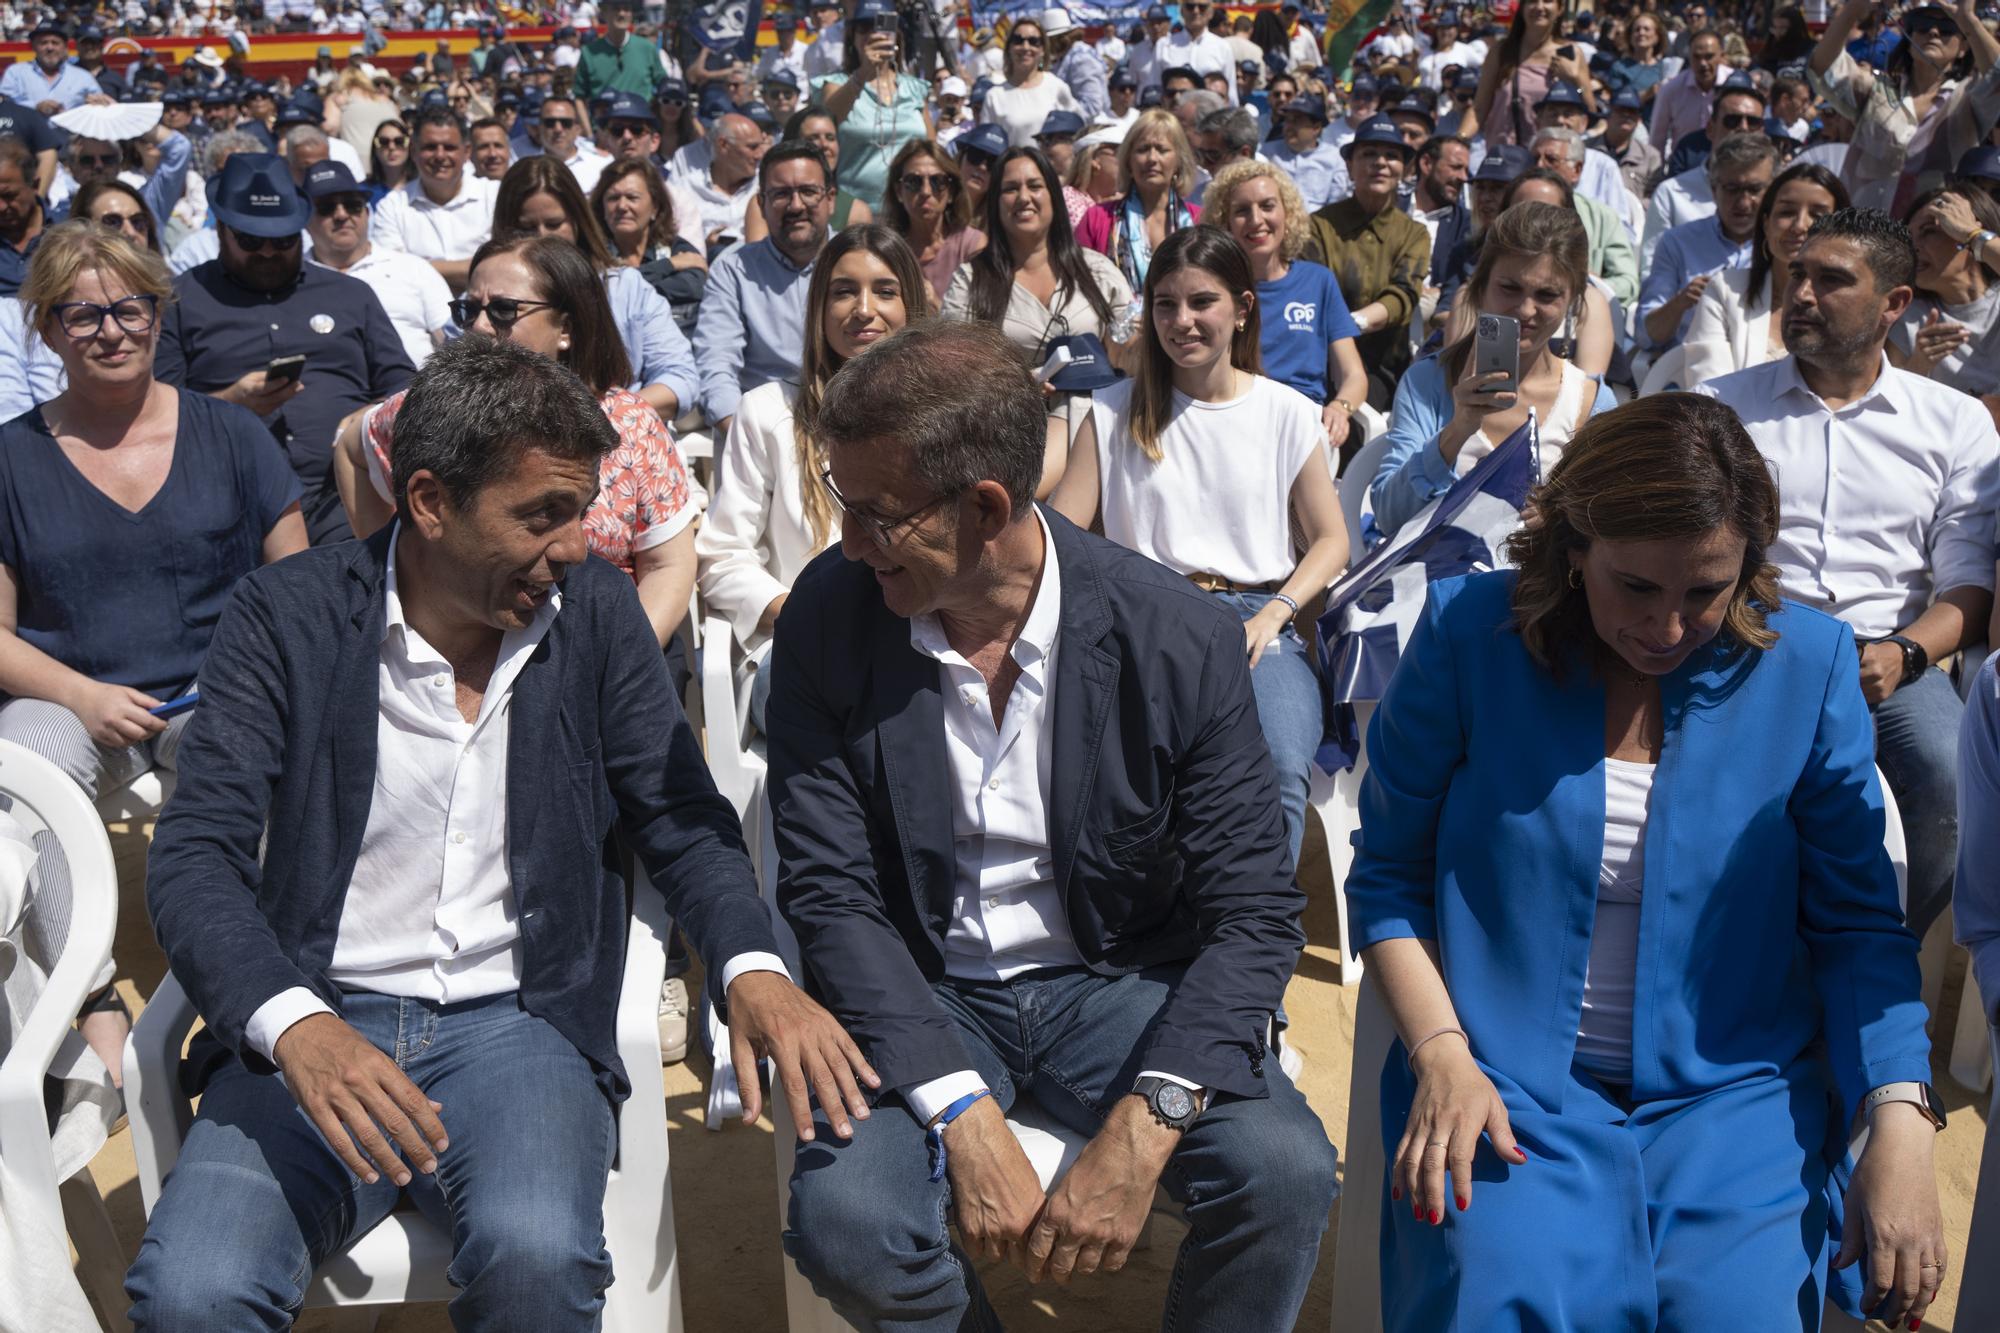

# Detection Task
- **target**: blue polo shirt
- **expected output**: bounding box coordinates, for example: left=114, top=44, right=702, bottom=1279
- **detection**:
left=0, top=391, right=299, bottom=699
left=1255, top=260, right=1360, bottom=405
left=156, top=258, right=416, bottom=544
left=0, top=97, right=58, bottom=155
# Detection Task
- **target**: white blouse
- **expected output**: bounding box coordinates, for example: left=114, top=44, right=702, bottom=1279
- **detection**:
left=1576, top=756, right=1655, bottom=1084
left=1682, top=266, right=1785, bottom=389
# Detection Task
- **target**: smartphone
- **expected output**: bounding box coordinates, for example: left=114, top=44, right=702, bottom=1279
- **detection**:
left=265, top=354, right=306, bottom=387
left=148, top=690, right=200, bottom=719
left=1557, top=44, right=1577, bottom=61
left=1474, top=314, right=1521, bottom=396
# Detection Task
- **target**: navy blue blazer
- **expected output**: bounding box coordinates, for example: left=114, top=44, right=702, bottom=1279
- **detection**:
left=147, top=528, right=777, bottom=1101
left=766, top=507, right=1304, bottom=1100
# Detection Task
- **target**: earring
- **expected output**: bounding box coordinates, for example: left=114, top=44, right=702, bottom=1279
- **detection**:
left=1567, top=567, right=1583, bottom=589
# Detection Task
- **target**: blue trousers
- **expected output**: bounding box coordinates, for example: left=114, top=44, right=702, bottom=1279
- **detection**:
left=783, top=966, right=1339, bottom=1332
left=1874, top=665, right=1961, bottom=941
left=125, top=991, right=616, bottom=1331
left=1377, top=1052, right=1837, bottom=1331
left=1211, top=589, right=1321, bottom=872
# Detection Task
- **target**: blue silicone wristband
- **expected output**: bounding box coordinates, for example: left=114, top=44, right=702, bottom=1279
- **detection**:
left=925, top=1089, right=993, bottom=1182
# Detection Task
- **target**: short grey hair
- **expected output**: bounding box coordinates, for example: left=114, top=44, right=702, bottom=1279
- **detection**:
left=390, top=334, right=617, bottom=519
left=1531, top=127, right=1587, bottom=166
left=203, top=129, right=264, bottom=177
left=1197, top=105, right=1261, bottom=154
left=816, top=321, right=1046, bottom=518
left=1179, top=89, right=1227, bottom=121
left=1707, top=131, right=1780, bottom=182
left=281, top=124, right=329, bottom=153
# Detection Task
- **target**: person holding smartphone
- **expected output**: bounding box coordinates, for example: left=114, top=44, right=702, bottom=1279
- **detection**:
left=1371, top=202, right=1615, bottom=538
left=812, top=0, right=935, bottom=213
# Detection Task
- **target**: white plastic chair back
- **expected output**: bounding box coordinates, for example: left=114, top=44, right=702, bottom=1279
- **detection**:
left=1637, top=343, right=1689, bottom=397
left=1339, top=433, right=1394, bottom=570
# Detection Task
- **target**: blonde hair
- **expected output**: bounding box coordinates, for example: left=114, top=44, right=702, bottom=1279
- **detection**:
left=20, top=221, right=173, bottom=334
left=1204, top=160, right=1312, bottom=262
left=1118, top=109, right=1196, bottom=199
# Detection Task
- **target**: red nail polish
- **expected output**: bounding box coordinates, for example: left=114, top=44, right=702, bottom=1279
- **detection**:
left=1428, top=1209, right=1440, bottom=1225
left=1517, top=1147, right=1530, bottom=1161
left=1413, top=1204, right=1422, bottom=1220
left=1910, top=1322, right=1922, bottom=1331
left=1456, top=1196, right=1468, bottom=1212
left=1390, top=1185, right=1402, bottom=1200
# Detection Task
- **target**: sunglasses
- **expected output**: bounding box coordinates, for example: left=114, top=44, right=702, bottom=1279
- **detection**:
left=1907, top=13, right=1959, bottom=36
left=898, top=171, right=953, bottom=194
left=450, top=295, right=554, bottom=328
left=542, top=116, right=578, bottom=129
left=95, top=210, right=146, bottom=232
left=960, top=149, right=996, bottom=169
left=375, top=134, right=408, bottom=148
left=50, top=293, right=158, bottom=338
left=77, top=153, right=121, bottom=169
left=607, top=121, right=653, bottom=137
left=1717, top=112, right=1763, bottom=130
left=1009, top=34, right=1044, bottom=46
left=314, top=196, right=368, bottom=217
left=229, top=228, right=301, bottom=252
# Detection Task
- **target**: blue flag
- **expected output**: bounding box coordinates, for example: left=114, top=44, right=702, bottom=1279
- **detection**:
left=1314, top=415, right=1541, bottom=772
left=690, top=0, right=766, bottom=60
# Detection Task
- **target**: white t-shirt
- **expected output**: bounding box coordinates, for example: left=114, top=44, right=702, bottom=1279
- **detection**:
left=981, top=75, right=1083, bottom=150
left=1090, top=374, right=1326, bottom=586
left=1575, top=756, right=1654, bottom=1084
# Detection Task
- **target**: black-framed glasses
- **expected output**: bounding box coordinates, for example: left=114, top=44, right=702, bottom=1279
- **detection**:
left=898, top=171, right=953, bottom=195
left=314, top=195, right=368, bottom=218
left=819, top=467, right=953, bottom=548
left=229, top=228, right=301, bottom=252
left=764, top=184, right=828, bottom=206
left=607, top=120, right=652, bottom=137
left=450, top=295, right=554, bottom=328
left=1907, top=12, right=1959, bottom=36
left=960, top=149, right=996, bottom=169
left=94, top=210, right=146, bottom=233
left=76, top=152, right=121, bottom=169
left=51, top=293, right=159, bottom=338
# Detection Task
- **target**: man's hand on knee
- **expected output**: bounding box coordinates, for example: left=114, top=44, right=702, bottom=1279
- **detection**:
left=726, top=971, right=881, bottom=1141
left=1025, top=1094, right=1178, bottom=1285
left=273, top=1013, right=448, bottom=1187
left=941, top=1096, right=1047, bottom=1267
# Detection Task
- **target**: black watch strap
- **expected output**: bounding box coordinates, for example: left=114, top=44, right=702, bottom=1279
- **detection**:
left=1131, top=1076, right=1202, bottom=1131
left=1885, top=634, right=1928, bottom=686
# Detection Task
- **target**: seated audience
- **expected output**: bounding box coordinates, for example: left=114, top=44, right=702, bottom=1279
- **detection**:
left=1375, top=202, right=1616, bottom=537
left=1642, top=80, right=1770, bottom=267
left=1075, top=108, right=1201, bottom=295
left=1051, top=227, right=1348, bottom=865
left=1309, top=116, right=1433, bottom=409
left=368, top=107, right=499, bottom=295
left=1700, top=208, right=2000, bottom=943
left=0, top=222, right=305, bottom=1079
left=468, top=115, right=514, bottom=181
left=1264, top=93, right=1348, bottom=211
left=1409, top=135, right=1474, bottom=293
left=592, top=91, right=707, bottom=256
left=695, top=141, right=836, bottom=435
left=1529, top=129, right=1640, bottom=306
left=1188, top=105, right=1260, bottom=196
left=1660, top=71, right=1769, bottom=179
left=155, top=153, right=416, bottom=544
left=1436, top=143, right=1532, bottom=314
left=695, top=224, right=929, bottom=726
left=1206, top=159, right=1367, bottom=448
left=124, top=333, right=865, bottom=1330
left=71, top=179, right=160, bottom=254
left=1889, top=183, right=2000, bottom=418
left=592, top=158, right=708, bottom=335
left=1684, top=161, right=1849, bottom=384
left=302, top=162, right=453, bottom=369
left=1640, top=133, right=1779, bottom=352
left=363, top=116, right=413, bottom=203
left=537, top=94, right=614, bottom=194
left=1350, top=391, right=1944, bottom=1332
left=882, top=136, right=985, bottom=301
left=778, top=107, right=876, bottom=233
left=493, top=155, right=698, bottom=423
left=952, top=121, right=1007, bottom=220
left=0, top=136, right=47, bottom=296
left=669, top=111, right=768, bottom=252
left=772, top=318, right=1336, bottom=1328
left=1033, top=110, right=1097, bottom=228
left=1589, top=90, right=1663, bottom=203
left=1531, top=80, right=1644, bottom=241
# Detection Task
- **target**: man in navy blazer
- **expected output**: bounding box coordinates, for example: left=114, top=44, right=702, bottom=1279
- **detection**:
left=125, top=338, right=875, bottom=1329
left=769, top=321, right=1336, bottom=1330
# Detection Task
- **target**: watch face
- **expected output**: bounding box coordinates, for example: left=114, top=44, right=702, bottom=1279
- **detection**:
left=1157, top=1084, right=1195, bottom=1120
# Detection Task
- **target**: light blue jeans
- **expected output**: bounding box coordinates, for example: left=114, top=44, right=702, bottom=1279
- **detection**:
left=1874, top=665, right=1962, bottom=940
left=125, top=991, right=616, bottom=1331
left=1209, top=589, right=1321, bottom=873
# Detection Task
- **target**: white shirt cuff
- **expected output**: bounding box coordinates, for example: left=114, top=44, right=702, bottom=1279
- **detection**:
left=245, top=986, right=336, bottom=1064
left=1138, top=1070, right=1206, bottom=1097
left=905, top=1069, right=989, bottom=1125
left=718, top=951, right=792, bottom=992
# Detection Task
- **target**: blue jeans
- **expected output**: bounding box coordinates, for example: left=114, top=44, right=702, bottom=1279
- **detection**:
left=1875, top=665, right=1962, bottom=940
left=125, top=991, right=616, bottom=1331
left=1210, top=589, right=1321, bottom=873
left=782, top=966, right=1338, bottom=1332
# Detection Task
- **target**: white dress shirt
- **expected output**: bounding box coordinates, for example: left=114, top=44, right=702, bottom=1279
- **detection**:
left=1162, top=29, right=1238, bottom=104
left=310, top=244, right=452, bottom=368
left=564, top=144, right=614, bottom=197
left=1698, top=356, right=2000, bottom=638
left=369, top=173, right=500, bottom=262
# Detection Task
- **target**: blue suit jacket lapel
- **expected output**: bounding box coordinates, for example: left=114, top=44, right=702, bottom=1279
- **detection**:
left=1045, top=510, right=1118, bottom=898
left=872, top=601, right=957, bottom=928
left=327, top=531, right=390, bottom=929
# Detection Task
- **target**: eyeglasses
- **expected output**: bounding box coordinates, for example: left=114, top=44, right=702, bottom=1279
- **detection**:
left=763, top=184, right=828, bottom=206
left=1907, top=13, right=1959, bottom=36
left=1195, top=145, right=1229, bottom=167
left=542, top=116, right=577, bottom=129
left=607, top=121, right=652, bottom=137
left=960, top=150, right=996, bottom=169
left=450, top=295, right=554, bottom=328
left=76, top=153, right=120, bottom=169
left=1715, top=178, right=1770, bottom=199
left=375, top=134, right=408, bottom=148
left=1009, top=34, right=1043, bottom=46
left=51, top=294, right=159, bottom=338
left=1717, top=112, right=1763, bottom=130
left=95, top=210, right=146, bottom=233
left=898, top=171, right=953, bottom=194
left=314, top=196, right=368, bottom=217
left=819, top=467, right=954, bottom=548
left=229, top=228, right=301, bottom=252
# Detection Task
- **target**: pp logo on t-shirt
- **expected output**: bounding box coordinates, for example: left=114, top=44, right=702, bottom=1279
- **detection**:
left=1283, top=301, right=1317, bottom=332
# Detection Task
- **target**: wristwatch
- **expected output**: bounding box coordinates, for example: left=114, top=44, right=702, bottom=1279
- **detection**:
left=1864, top=1081, right=1946, bottom=1131
left=1883, top=633, right=1929, bottom=687
left=1132, top=1077, right=1203, bottom=1132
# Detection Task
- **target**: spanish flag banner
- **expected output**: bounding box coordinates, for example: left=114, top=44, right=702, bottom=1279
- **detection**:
left=1323, top=0, right=1398, bottom=81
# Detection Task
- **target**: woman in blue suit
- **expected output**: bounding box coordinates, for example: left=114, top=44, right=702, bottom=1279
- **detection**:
left=1347, top=392, right=1947, bottom=1331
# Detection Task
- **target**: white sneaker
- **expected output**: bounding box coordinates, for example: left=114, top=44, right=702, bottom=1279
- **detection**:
left=657, top=977, right=690, bottom=1064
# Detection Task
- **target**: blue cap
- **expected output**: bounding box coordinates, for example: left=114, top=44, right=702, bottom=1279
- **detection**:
left=1046, top=333, right=1123, bottom=392
left=163, top=90, right=190, bottom=106
left=1434, top=6, right=1460, bottom=24
left=773, top=9, right=798, bottom=28
left=1350, top=75, right=1378, bottom=97
left=1238, top=59, right=1260, bottom=75
left=497, top=91, right=521, bottom=110
left=761, top=68, right=800, bottom=92
left=1038, top=109, right=1086, bottom=139
left=1144, top=4, right=1169, bottom=20
left=1454, top=68, right=1480, bottom=91
left=303, top=159, right=366, bottom=200
left=970, top=77, right=995, bottom=104
left=1537, top=80, right=1586, bottom=109
left=275, top=99, right=319, bottom=128
left=1110, top=67, right=1137, bottom=91
left=28, top=20, right=65, bottom=41
left=744, top=101, right=779, bottom=131
left=420, top=89, right=449, bottom=109
left=1388, top=94, right=1435, bottom=128
left=554, top=24, right=576, bottom=38
left=207, top=153, right=310, bottom=237
left=1284, top=93, right=1328, bottom=124
left=202, top=88, right=236, bottom=107
left=853, top=0, right=897, bottom=22
left=1716, top=71, right=1766, bottom=103
left=1957, top=144, right=2000, bottom=183
left=1340, top=115, right=1416, bottom=160
left=1764, top=116, right=1800, bottom=144
left=605, top=90, right=657, bottom=124
left=654, top=78, right=688, bottom=103
left=1609, top=89, right=1644, bottom=112
left=78, top=25, right=104, bottom=42
left=1472, top=143, right=1533, bottom=183
left=955, top=122, right=1009, bottom=162
left=242, top=81, right=272, bottom=99
left=1138, top=85, right=1163, bottom=108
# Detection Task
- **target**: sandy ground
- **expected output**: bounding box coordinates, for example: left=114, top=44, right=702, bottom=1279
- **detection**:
left=73, top=803, right=1990, bottom=1332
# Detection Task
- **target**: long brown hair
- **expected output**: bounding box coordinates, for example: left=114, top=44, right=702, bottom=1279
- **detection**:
left=881, top=138, right=970, bottom=237
left=1503, top=392, right=1783, bottom=677
left=1440, top=201, right=1589, bottom=383
left=493, top=154, right=619, bottom=269
left=466, top=233, right=632, bottom=395
left=1123, top=226, right=1262, bottom=460
left=793, top=225, right=933, bottom=545
left=966, top=147, right=1110, bottom=330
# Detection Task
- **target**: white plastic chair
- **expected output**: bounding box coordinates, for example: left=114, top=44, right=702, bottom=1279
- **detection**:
left=123, top=871, right=684, bottom=1331
left=1339, top=436, right=1394, bottom=573
left=1637, top=343, right=1689, bottom=397
left=0, top=741, right=131, bottom=1330
left=1307, top=702, right=1375, bottom=986
left=93, top=766, right=175, bottom=825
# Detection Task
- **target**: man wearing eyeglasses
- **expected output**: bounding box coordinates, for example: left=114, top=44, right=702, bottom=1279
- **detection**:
left=1160, top=0, right=1238, bottom=104
left=156, top=153, right=415, bottom=545
left=304, top=161, right=452, bottom=368
left=369, top=106, right=499, bottom=294
left=1642, top=77, right=1770, bottom=269
left=769, top=319, right=1335, bottom=1328
left=1639, top=132, right=1779, bottom=352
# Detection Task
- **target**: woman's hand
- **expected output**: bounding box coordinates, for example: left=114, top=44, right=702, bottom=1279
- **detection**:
left=862, top=30, right=898, bottom=79
left=1835, top=1104, right=1945, bottom=1329
left=1907, top=308, right=1969, bottom=377
left=1449, top=363, right=1518, bottom=433
left=1243, top=601, right=1291, bottom=668
left=1549, top=48, right=1591, bottom=89
left=68, top=680, right=168, bottom=748
left=1322, top=399, right=1353, bottom=449
left=1926, top=191, right=1982, bottom=247
left=1392, top=1035, right=1527, bottom=1223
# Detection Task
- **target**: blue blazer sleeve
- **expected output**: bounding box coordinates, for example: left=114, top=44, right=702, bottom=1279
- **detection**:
left=1369, top=356, right=1457, bottom=538
left=1791, top=617, right=1933, bottom=1121
left=1344, top=578, right=1469, bottom=952
left=1957, top=657, right=2000, bottom=1025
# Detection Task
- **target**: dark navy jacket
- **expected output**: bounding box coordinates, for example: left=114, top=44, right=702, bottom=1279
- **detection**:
left=767, top=508, right=1304, bottom=1101
left=147, top=529, right=777, bottom=1101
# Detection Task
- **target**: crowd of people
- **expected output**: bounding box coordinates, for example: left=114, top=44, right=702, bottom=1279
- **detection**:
left=4, top=0, right=2000, bottom=1329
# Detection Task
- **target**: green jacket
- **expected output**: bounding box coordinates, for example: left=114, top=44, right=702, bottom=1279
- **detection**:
left=574, top=35, right=663, bottom=101
left=1575, top=192, right=1640, bottom=308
